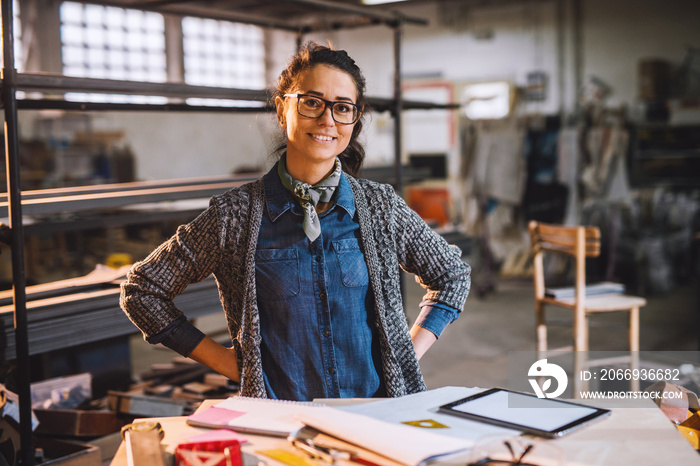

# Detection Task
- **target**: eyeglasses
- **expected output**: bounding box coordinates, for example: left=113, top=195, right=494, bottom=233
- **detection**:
left=467, top=438, right=563, bottom=466
left=469, top=441, right=536, bottom=465
left=284, top=93, right=361, bottom=125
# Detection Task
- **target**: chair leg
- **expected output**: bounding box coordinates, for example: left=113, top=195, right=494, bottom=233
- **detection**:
left=536, top=302, right=547, bottom=358
left=571, top=311, right=589, bottom=398
left=629, top=307, right=640, bottom=352
left=573, top=350, right=588, bottom=398
left=630, top=306, right=640, bottom=392
left=574, top=314, right=588, bottom=352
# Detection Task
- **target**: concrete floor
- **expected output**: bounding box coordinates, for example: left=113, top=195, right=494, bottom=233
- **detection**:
left=129, top=271, right=700, bottom=392
left=404, top=275, right=699, bottom=391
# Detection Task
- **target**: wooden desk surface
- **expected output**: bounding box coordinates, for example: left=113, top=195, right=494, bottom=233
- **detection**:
left=548, top=398, right=700, bottom=464
left=110, top=398, right=700, bottom=466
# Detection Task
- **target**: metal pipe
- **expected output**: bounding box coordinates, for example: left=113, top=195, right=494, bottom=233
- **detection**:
left=573, top=0, right=582, bottom=118
left=300, top=17, right=382, bottom=33
left=0, top=180, right=254, bottom=217
left=14, top=95, right=454, bottom=113
left=1, top=0, right=34, bottom=464
left=393, top=22, right=403, bottom=196
left=391, top=20, right=407, bottom=309
left=0, top=175, right=258, bottom=203
left=297, top=29, right=304, bottom=52
left=12, top=73, right=270, bottom=100
left=16, top=99, right=273, bottom=113
left=556, top=0, right=566, bottom=126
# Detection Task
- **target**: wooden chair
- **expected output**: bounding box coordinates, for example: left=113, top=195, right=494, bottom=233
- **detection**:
left=528, top=221, right=646, bottom=392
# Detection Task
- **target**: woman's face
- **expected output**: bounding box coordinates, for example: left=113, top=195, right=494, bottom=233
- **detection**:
left=276, top=64, right=358, bottom=177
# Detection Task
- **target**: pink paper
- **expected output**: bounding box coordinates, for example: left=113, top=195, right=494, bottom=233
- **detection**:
left=187, top=428, right=248, bottom=444
left=188, top=406, right=245, bottom=425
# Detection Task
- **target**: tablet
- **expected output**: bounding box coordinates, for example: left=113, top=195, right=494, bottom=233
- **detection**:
left=438, top=388, right=610, bottom=438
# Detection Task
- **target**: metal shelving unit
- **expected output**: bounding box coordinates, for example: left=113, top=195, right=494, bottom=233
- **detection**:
left=0, top=1, right=453, bottom=463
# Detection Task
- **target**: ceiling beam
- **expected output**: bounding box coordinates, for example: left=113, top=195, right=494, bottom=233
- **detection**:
left=70, top=0, right=427, bottom=31
left=282, top=0, right=428, bottom=26
left=76, top=0, right=301, bottom=31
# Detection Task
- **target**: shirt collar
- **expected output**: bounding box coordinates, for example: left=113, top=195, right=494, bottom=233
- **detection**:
left=262, top=162, right=356, bottom=222
left=334, top=173, right=356, bottom=218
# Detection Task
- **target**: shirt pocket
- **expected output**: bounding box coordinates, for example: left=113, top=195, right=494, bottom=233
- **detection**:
left=255, top=248, right=301, bottom=301
left=332, top=238, right=370, bottom=288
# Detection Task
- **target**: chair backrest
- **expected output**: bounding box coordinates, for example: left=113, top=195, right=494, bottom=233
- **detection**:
left=528, top=221, right=601, bottom=302
left=528, top=221, right=601, bottom=258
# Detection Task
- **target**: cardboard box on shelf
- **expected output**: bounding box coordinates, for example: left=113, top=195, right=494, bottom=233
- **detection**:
left=35, top=437, right=101, bottom=466
left=34, top=408, right=126, bottom=438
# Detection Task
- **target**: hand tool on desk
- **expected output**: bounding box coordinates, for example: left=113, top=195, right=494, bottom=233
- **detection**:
left=289, top=438, right=335, bottom=463
left=288, top=434, right=384, bottom=466
left=121, top=420, right=166, bottom=466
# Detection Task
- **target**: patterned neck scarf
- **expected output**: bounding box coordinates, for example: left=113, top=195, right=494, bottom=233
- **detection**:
left=277, top=153, right=342, bottom=242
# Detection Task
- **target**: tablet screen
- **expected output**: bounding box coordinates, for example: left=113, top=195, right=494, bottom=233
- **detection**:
left=439, top=388, right=610, bottom=437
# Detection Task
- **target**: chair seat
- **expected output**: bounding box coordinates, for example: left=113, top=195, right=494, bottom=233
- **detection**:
left=548, top=293, right=647, bottom=312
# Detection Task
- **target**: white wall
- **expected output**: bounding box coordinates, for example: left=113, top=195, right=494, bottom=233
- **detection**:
left=583, top=0, right=700, bottom=107
left=285, top=0, right=700, bottom=118
left=307, top=2, right=561, bottom=109
left=266, top=2, right=562, bottom=171
left=89, top=111, right=279, bottom=180
left=261, top=0, right=698, bottom=171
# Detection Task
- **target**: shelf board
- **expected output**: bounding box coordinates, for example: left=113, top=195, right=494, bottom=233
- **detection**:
left=16, top=96, right=459, bottom=113
left=0, top=175, right=259, bottom=218
left=17, top=99, right=273, bottom=113
left=11, top=78, right=459, bottom=114
left=634, top=149, right=700, bottom=159
left=0, top=277, right=221, bottom=360
left=15, top=73, right=271, bottom=100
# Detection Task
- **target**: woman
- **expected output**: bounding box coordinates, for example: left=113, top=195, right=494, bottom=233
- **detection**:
left=120, top=42, right=470, bottom=401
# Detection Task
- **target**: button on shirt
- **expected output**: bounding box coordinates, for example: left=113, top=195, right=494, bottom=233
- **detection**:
left=256, top=165, right=460, bottom=401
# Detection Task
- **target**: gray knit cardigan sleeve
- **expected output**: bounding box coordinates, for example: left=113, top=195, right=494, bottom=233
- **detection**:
left=119, top=202, right=223, bottom=344
left=118, top=183, right=256, bottom=353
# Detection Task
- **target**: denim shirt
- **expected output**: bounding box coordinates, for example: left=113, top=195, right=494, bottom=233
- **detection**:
left=256, top=166, right=460, bottom=401
left=257, top=167, right=384, bottom=400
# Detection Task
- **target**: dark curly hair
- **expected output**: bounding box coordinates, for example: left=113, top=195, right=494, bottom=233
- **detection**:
left=273, top=42, right=367, bottom=177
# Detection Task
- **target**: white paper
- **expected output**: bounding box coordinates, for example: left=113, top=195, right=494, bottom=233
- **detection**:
left=297, top=407, right=475, bottom=466
left=338, top=386, right=516, bottom=441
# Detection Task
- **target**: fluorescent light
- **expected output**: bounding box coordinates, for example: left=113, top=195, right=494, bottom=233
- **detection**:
left=362, top=0, right=409, bottom=5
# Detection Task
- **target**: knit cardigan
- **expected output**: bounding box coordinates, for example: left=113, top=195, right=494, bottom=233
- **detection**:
left=120, top=173, right=471, bottom=398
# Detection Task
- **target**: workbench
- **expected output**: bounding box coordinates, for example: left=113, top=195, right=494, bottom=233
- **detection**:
left=109, top=395, right=700, bottom=466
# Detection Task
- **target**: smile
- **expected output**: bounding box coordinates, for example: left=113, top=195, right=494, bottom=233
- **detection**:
left=310, top=134, right=336, bottom=142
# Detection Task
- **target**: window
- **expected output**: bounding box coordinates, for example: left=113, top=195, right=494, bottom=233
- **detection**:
left=0, top=0, right=24, bottom=72
left=59, top=1, right=167, bottom=103
left=182, top=16, right=265, bottom=107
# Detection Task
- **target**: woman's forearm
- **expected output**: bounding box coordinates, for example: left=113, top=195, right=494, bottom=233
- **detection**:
left=188, top=336, right=240, bottom=382
left=410, top=325, right=438, bottom=361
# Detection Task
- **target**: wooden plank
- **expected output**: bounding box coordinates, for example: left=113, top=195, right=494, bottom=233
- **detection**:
left=107, top=391, right=188, bottom=417
left=124, top=429, right=165, bottom=466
